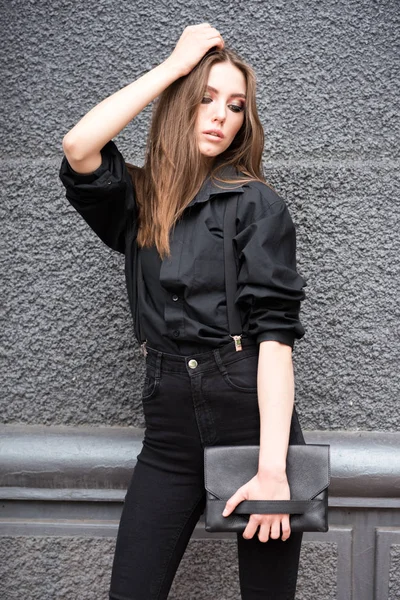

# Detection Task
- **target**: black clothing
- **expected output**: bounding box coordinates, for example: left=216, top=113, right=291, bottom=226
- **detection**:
left=109, top=340, right=304, bottom=600
left=59, top=140, right=307, bottom=599
left=59, top=140, right=306, bottom=353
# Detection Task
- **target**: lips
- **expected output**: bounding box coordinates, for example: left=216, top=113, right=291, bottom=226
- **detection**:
left=203, top=129, right=225, bottom=139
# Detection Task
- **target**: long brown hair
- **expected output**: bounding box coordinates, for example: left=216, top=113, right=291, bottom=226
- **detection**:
left=128, top=47, right=265, bottom=258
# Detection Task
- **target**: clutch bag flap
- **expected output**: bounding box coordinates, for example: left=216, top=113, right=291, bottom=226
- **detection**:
left=204, top=444, right=330, bottom=503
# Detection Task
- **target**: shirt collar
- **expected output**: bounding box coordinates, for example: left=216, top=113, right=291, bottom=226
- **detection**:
left=187, top=163, right=246, bottom=208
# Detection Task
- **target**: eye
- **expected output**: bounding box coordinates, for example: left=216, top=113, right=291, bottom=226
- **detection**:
left=200, top=96, right=245, bottom=113
left=229, top=104, right=245, bottom=113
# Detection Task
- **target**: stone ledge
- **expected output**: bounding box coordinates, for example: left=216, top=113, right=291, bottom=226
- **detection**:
left=0, top=425, right=399, bottom=503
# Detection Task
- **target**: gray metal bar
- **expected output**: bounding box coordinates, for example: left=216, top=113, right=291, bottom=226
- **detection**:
left=1, top=425, right=400, bottom=501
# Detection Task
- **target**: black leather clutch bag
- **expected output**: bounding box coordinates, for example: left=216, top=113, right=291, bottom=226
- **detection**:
left=204, top=444, right=330, bottom=533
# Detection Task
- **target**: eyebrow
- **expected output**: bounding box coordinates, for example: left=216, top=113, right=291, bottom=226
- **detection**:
left=206, top=85, right=246, bottom=100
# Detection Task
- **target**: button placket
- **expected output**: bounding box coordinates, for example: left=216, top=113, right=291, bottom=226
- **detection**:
left=162, top=221, right=186, bottom=338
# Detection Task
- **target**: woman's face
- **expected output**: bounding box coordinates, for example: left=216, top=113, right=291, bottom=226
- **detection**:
left=196, top=61, right=246, bottom=161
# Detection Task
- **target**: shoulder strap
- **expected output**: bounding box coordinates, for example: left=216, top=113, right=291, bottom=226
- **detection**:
left=136, top=248, right=146, bottom=345
left=223, top=195, right=242, bottom=337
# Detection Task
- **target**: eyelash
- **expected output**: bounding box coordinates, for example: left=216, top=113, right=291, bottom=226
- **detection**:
left=201, top=96, right=245, bottom=113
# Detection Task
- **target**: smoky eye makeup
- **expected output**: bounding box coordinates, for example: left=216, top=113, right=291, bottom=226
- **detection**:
left=229, top=103, right=245, bottom=113
left=200, top=96, right=246, bottom=112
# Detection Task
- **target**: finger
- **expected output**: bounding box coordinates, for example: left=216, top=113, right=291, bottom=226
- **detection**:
left=206, top=27, right=221, bottom=37
left=222, top=488, right=246, bottom=516
left=269, top=516, right=281, bottom=540
left=257, top=514, right=274, bottom=543
left=205, top=28, right=223, bottom=39
left=243, top=515, right=261, bottom=540
left=207, top=35, right=224, bottom=49
left=183, top=23, right=212, bottom=37
left=281, top=515, right=291, bottom=541
left=257, top=520, right=271, bottom=543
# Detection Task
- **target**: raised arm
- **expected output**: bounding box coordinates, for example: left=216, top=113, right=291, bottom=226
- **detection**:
left=62, top=23, right=224, bottom=174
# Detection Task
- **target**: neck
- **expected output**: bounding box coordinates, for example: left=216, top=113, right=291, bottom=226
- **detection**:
left=199, top=156, right=215, bottom=179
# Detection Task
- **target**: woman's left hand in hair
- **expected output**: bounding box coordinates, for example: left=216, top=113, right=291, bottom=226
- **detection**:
left=222, top=472, right=291, bottom=542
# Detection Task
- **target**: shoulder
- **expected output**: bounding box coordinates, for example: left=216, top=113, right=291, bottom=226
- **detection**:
left=125, top=161, right=144, bottom=182
left=242, top=179, right=283, bottom=205
left=237, top=179, right=288, bottom=227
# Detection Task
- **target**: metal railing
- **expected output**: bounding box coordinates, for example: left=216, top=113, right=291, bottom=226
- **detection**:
left=1, top=425, right=399, bottom=600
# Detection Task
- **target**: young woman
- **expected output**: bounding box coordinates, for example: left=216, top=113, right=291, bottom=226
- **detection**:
left=60, top=23, right=307, bottom=600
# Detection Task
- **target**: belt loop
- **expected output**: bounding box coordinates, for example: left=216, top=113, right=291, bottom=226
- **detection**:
left=213, top=348, right=227, bottom=377
left=155, top=350, right=162, bottom=380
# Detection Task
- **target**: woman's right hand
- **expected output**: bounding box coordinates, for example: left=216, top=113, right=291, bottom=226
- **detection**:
left=167, top=23, right=225, bottom=77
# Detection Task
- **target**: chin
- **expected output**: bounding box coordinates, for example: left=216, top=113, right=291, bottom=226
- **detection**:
left=199, top=146, right=224, bottom=158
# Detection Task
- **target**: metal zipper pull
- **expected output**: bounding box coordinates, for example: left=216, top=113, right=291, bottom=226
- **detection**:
left=141, top=341, right=148, bottom=357
left=231, top=335, right=243, bottom=352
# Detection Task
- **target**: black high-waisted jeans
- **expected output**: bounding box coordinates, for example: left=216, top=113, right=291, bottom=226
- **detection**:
left=109, top=338, right=305, bottom=600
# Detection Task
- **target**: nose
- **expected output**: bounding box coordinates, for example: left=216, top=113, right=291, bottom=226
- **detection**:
left=212, top=102, right=226, bottom=124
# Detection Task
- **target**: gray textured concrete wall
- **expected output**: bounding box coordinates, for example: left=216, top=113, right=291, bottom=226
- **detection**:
left=1, top=0, right=399, bottom=430
left=0, top=537, right=337, bottom=600
left=0, top=1, right=399, bottom=598
left=389, top=545, right=400, bottom=600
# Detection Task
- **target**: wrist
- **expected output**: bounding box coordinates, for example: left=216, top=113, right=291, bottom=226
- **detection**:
left=162, top=57, right=186, bottom=80
left=257, top=465, right=287, bottom=482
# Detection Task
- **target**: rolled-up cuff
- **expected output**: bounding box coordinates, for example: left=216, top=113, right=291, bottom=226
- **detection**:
left=256, top=330, right=296, bottom=348
left=59, top=140, right=115, bottom=185
left=62, top=159, right=108, bottom=183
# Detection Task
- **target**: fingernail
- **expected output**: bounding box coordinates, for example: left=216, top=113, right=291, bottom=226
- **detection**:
left=222, top=509, right=228, bottom=516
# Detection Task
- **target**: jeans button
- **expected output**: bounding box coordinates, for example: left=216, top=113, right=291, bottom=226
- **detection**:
left=188, top=359, right=198, bottom=369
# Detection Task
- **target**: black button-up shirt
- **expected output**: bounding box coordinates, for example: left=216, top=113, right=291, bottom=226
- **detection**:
left=59, top=140, right=307, bottom=354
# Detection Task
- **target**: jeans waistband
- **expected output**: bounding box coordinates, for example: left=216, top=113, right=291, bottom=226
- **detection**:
left=144, top=338, right=259, bottom=375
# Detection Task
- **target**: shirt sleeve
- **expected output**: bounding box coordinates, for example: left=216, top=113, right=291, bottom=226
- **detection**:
left=58, top=140, right=136, bottom=254
left=233, top=184, right=307, bottom=348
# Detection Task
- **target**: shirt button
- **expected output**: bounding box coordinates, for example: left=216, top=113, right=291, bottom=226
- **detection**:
left=188, top=359, right=198, bottom=369
left=172, top=294, right=179, bottom=302
left=173, top=330, right=180, bottom=337
left=107, top=180, right=112, bottom=185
